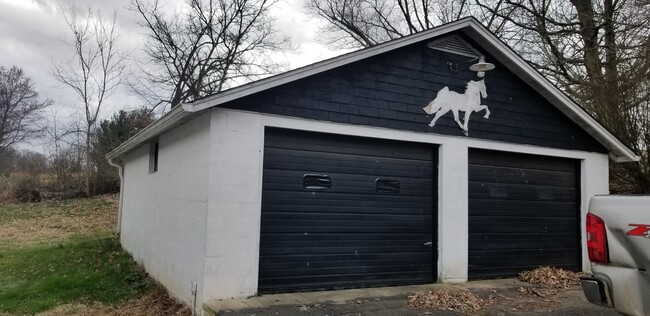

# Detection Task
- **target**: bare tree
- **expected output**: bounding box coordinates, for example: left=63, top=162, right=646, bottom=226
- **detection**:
left=131, top=0, right=290, bottom=109
left=44, top=103, right=86, bottom=195
left=0, top=147, right=16, bottom=176
left=306, top=0, right=478, bottom=48
left=474, top=0, right=650, bottom=193
left=51, top=7, right=126, bottom=196
left=0, top=66, right=51, bottom=151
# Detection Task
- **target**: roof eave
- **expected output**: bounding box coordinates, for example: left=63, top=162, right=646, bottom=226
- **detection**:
left=105, top=104, right=193, bottom=160
left=110, top=18, right=639, bottom=163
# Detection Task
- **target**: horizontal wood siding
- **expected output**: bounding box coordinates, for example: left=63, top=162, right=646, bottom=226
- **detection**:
left=468, top=149, right=581, bottom=279
left=222, top=32, right=606, bottom=153
left=259, top=128, right=437, bottom=293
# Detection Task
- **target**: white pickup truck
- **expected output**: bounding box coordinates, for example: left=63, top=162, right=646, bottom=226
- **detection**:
left=581, top=195, right=650, bottom=315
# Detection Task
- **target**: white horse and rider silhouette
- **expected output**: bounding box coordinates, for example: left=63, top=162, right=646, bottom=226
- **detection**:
left=422, top=79, right=490, bottom=135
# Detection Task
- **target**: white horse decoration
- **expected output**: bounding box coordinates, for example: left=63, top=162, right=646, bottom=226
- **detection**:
left=423, top=79, right=490, bottom=136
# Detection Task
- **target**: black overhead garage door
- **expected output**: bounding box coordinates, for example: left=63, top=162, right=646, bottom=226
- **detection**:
left=468, top=149, right=581, bottom=279
left=259, top=128, right=437, bottom=293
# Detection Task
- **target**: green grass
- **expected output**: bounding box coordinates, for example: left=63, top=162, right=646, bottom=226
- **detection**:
left=0, top=196, right=153, bottom=314
left=0, top=234, right=149, bottom=314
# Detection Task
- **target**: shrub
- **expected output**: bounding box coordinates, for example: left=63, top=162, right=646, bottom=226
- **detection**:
left=12, top=177, right=42, bottom=203
left=0, top=174, right=11, bottom=202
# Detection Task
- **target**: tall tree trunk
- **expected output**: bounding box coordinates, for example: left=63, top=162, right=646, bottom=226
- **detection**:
left=571, top=0, right=617, bottom=130
left=570, top=0, right=603, bottom=83
left=85, top=127, right=91, bottom=197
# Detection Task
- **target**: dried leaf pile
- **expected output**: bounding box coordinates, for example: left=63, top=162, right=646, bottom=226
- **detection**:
left=518, top=266, right=582, bottom=289
left=36, top=285, right=191, bottom=316
left=407, top=289, right=495, bottom=314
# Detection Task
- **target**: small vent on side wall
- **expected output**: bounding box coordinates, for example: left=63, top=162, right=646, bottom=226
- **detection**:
left=427, top=35, right=481, bottom=58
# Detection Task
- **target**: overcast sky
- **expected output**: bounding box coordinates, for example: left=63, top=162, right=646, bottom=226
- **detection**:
left=0, top=0, right=344, bottom=152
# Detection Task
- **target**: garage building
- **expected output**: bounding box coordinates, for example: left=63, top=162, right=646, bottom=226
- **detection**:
left=107, top=17, right=638, bottom=314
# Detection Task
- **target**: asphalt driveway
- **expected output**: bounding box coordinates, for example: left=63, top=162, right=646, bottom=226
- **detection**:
left=205, top=279, right=617, bottom=316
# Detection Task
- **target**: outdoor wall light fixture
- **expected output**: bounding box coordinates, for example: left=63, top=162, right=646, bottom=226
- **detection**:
left=448, top=56, right=495, bottom=77
left=469, top=57, right=495, bottom=77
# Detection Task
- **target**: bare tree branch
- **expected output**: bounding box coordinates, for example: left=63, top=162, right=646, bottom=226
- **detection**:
left=130, top=0, right=290, bottom=109
left=51, top=6, right=126, bottom=196
left=0, top=66, right=51, bottom=151
left=306, top=0, right=492, bottom=49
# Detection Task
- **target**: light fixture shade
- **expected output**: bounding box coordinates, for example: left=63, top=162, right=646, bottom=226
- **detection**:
left=469, top=57, right=495, bottom=73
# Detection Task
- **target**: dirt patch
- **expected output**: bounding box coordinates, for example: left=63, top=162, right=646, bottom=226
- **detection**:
left=34, top=303, right=109, bottom=316
left=112, top=285, right=191, bottom=316
left=36, top=285, right=191, bottom=316
left=0, top=195, right=118, bottom=246
left=517, top=287, right=559, bottom=299
left=518, top=266, right=583, bottom=289
left=514, top=286, right=563, bottom=310
left=407, top=288, right=495, bottom=314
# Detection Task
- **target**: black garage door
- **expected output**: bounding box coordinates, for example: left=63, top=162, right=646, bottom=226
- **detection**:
left=468, top=149, right=580, bottom=279
left=259, top=128, right=437, bottom=293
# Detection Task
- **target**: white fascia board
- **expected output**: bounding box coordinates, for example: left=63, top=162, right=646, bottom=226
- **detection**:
left=106, top=105, right=193, bottom=160
left=183, top=18, right=474, bottom=113
left=461, top=26, right=640, bottom=163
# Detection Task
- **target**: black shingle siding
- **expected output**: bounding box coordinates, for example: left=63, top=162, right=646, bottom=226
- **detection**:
left=221, top=33, right=607, bottom=153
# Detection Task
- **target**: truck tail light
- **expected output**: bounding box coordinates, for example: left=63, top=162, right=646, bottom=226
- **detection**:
left=586, top=213, right=608, bottom=264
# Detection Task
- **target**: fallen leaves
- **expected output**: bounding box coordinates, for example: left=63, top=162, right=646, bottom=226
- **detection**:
left=518, top=266, right=583, bottom=289
left=35, top=285, right=191, bottom=316
left=0, top=195, right=118, bottom=246
left=407, top=288, right=495, bottom=314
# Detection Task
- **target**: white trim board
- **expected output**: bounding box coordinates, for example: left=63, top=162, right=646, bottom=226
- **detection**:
left=255, top=108, right=608, bottom=161
left=254, top=109, right=607, bottom=279
left=210, top=107, right=607, bottom=288
left=108, top=17, right=638, bottom=162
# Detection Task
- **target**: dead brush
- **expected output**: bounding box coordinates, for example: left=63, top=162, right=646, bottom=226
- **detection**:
left=407, top=288, right=495, bottom=314
left=518, top=266, right=583, bottom=289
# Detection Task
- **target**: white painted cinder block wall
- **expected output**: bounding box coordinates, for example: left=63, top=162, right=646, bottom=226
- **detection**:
left=202, top=109, right=264, bottom=304
left=200, top=108, right=609, bottom=307
left=121, top=114, right=211, bottom=310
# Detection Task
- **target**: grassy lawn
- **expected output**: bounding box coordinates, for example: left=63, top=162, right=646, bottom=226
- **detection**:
left=0, top=197, right=116, bottom=222
left=0, top=197, right=118, bottom=247
left=0, top=235, right=148, bottom=314
left=0, top=196, right=187, bottom=315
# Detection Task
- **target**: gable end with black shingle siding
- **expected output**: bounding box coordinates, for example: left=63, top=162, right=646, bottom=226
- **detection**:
left=220, top=33, right=607, bottom=153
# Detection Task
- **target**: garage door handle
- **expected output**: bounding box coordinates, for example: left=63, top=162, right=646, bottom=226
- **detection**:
left=303, top=174, right=331, bottom=190
left=376, top=178, right=400, bottom=193
left=424, top=241, right=433, bottom=247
